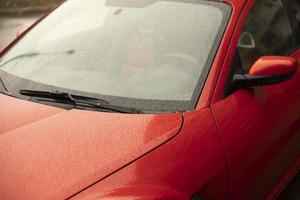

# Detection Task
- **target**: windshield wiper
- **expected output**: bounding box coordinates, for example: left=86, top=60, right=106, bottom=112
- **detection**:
left=0, top=50, right=74, bottom=68
left=19, top=89, right=141, bottom=114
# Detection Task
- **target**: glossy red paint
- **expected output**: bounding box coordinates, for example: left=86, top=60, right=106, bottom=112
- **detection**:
left=0, top=94, right=183, bottom=200
left=249, top=56, right=297, bottom=77
left=291, top=49, right=300, bottom=65
left=1, top=0, right=300, bottom=199
left=210, top=0, right=300, bottom=199
left=196, top=0, right=247, bottom=109
left=70, top=109, right=227, bottom=200
left=0, top=94, right=63, bottom=134
left=211, top=84, right=300, bottom=199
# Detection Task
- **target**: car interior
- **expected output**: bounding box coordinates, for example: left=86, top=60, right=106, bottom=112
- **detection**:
left=237, top=0, right=293, bottom=71
left=290, top=0, right=300, bottom=44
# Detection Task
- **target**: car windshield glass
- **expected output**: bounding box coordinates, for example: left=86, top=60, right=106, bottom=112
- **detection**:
left=0, top=0, right=230, bottom=113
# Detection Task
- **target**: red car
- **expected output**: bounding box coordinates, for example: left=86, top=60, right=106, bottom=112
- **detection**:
left=0, top=0, right=300, bottom=199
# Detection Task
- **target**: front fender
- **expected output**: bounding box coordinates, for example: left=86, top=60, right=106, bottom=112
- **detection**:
left=81, top=185, right=187, bottom=200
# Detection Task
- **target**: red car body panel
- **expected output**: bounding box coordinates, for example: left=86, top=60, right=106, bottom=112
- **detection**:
left=211, top=82, right=300, bottom=199
left=211, top=0, right=300, bottom=199
left=197, top=0, right=246, bottom=109
left=1, top=0, right=300, bottom=199
left=249, top=56, right=297, bottom=77
left=0, top=94, right=183, bottom=199
left=0, top=94, right=63, bottom=134
left=70, top=110, right=227, bottom=200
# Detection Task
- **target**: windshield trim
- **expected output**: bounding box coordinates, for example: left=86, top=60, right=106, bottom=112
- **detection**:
left=188, top=1, right=232, bottom=109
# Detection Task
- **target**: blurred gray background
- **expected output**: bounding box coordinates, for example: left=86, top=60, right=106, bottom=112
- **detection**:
left=0, top=0, right=299, bottom=199
left=0, top=0, right=63, bottom=49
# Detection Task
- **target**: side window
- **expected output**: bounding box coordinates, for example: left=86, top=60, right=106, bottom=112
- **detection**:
left=289, top=0, right=300, bottom=44
left=237, top=0, right=294, bottom=72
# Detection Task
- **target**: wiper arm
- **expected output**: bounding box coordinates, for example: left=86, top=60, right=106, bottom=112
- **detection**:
left=0, top=52, right=39, bottom=68
left=0, top=50, right=74, bottom=68
left=19, top=89, right=141, bottom=114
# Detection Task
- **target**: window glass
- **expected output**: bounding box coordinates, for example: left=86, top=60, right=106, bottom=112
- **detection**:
left=238, top=0, right=294, bottom=71
left=289, top=0, right=300, bottom=44
left=0, top=0, right=230, bottom=112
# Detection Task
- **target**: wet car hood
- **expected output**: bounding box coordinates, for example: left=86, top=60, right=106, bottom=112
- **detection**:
left=0, top=94, right=183, bottom=200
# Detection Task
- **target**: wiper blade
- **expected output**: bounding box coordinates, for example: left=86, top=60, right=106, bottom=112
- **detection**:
left=19, top=89, right=141, bottom=114
left=0, top=52, right=39, bottom=68
left=0, top=50, right=74, bottom=68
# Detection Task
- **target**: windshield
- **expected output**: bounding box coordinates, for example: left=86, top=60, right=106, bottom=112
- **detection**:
left=0, top=0, right=230, bottom=113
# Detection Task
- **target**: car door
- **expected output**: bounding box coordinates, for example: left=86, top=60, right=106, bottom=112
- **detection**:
left=210, top=0, right=300, bottom=199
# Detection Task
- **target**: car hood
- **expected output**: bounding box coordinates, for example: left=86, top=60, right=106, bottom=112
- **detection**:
left=0, top=94, right=183, bottom=200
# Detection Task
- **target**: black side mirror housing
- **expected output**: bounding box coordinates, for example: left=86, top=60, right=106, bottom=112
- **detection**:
left=233, top=56, right=297, bottom=88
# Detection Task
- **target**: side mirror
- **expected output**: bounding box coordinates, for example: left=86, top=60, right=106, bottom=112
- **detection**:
left=234, top=56, right=297, bottom=88
left=16, top=27, right=29, bottom=38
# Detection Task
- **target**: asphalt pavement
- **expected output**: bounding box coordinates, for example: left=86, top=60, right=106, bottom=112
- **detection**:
left=0, top=15, right=299, bottom=200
